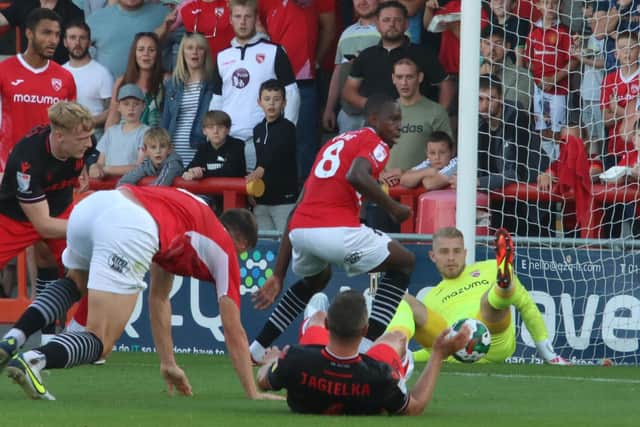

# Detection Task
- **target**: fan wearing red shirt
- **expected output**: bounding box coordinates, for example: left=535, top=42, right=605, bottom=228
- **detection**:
left=178, top=0, right=234, bottom=58
left=524, top=0, right=574, bottom=138
left=600, top=31, right=640, bottom=159
left=0, top=186, right=280, bottom=401
left=0, top=8, right=77, bottom=172
left=249, top=94, right=415, bottom=364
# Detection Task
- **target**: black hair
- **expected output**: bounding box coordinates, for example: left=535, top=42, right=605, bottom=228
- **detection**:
left=376, top=1, right=408, bottom=18
left=364, top=93, right=398, bottom=118
left=26, top=8, right=62, bottom=33
left=219, top=208, right=258, bottom=249
left=259, top=79, right=286, bottom=101
left=326, top=291, right=368, bottom=339
left=426, top=131, right=456, bottom=154
left=479, top=75, right=503, bottom=98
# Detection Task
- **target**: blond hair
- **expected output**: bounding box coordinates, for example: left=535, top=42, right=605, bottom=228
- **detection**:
left=229, top=0, right=257, bottom=12
left=173, top=32, right=214, bottom=85
left=433, top=227, right=464, bottom=245
left=143, top=127, right=172, bottom=147
left=48, top=101, right=94, bottom=133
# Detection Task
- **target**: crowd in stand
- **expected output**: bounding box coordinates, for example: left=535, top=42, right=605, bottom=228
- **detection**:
left=3, top=0, right=640, bottom=298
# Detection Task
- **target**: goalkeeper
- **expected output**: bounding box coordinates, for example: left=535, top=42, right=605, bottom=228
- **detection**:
left=389, top=226, right=570, bottom=365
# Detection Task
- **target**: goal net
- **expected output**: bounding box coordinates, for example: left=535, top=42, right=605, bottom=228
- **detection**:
left=471, top=0, right=640, bottom=365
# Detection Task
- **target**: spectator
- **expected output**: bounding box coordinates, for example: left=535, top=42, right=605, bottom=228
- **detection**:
left=118, top=127, right=183, bottom=186
left=387, top=58, right=451, bottom=172
left=479, top=25, right=534, bottom=112
left=399, top=131, right=457, bottom=190
left=473, top=76, right=550, bottom=235
left=161, top=32, right=215, bottom=167
left=89, top=84, right=148, bottom=179
left=524, top=0, right=575, bottom=142
left=600, top=30, right=639, bottom=164
left=82, top=0, right=118, bottom=16
left=106, top=32, right=165, bottom=128
left=62, top=20, right=114, bottom=140
left=246, top=79, right=299, bottom=233
left=572, top=5, right=607, bottom=157
left=86, top=0, right=169, bottom=79
left=342, top=1, right=453, bottom=131
left=322, top=0, right=381, bottom=133
left=0, top=0, right=84, bottom=65
left=258, top=0, right=336, bottom=183
left=399, top=0, right=425, bottom=44
left=208, top=0, right=299, bottom=171
left=0, top=8, right=77, bottom=172
left=179, top=0, right=234, bottom=59
left=484, top=0, right=530, bottom=67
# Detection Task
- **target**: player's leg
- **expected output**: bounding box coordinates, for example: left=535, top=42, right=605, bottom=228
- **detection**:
left=366, top=330, right=408, bottom=378
left=34, top=241, right=61, bottom=344
left=299, top=292, right=330, bottom=345
left=365, top=235, right=415, bottom=346
left=250, top=228, right=335, bottom=363
left=481, top=228, right=517, bottom=328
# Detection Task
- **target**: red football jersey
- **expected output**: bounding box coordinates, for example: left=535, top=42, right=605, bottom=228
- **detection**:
left=618, top=150, right=639, bottom=167
left=179, top=0, right=234, bottom=59
left=525, top=22, right=571, bottom=95
left=290, top=128, right=390, bottom=229
left=0, top=55, right=76, bottom=171
left=600, top=68, right=640, bottom=155
left=124, top=185, right=242, bottom=307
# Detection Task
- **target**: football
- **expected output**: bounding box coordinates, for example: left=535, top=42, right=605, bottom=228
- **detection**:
left=448, top=318, right=491, bottom=363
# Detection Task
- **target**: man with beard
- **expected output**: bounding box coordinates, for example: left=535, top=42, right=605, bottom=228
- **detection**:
left=342, top=1, right=453, bottom=132
left=63, top=20, right=114, bottom=140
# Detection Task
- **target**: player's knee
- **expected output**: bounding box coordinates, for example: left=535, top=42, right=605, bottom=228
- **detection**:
left=307, top=311, right=327, bottom=328
left=396, top=250, right=415, bottom=276
left=374, top=330, right=407, bottom=355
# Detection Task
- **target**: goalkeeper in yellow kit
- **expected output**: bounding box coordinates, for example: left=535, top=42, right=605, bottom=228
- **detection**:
left=390, top=227, right=570, bottom=365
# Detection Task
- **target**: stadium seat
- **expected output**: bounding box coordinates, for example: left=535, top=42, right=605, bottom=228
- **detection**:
left=415, top=190, right=489, bottom=235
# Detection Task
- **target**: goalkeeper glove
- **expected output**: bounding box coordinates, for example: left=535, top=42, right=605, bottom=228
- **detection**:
left=535, top=339, right=572, bottom=365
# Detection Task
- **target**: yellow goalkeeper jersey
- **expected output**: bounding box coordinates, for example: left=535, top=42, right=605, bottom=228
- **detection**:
left=423, top=260, right=549, bottom=343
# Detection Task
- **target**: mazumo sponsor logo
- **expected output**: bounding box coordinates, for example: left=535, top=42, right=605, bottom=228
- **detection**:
left=441, top=279, right=490, bottom=303
left=13, top=94, right=61, bottom=104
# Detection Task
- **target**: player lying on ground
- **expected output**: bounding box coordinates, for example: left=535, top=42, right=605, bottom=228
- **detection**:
left=0, top=186, right=281, bottom=400
left=256, top=290, right=470, bottom=415
left=389, top=226, right=570, bottom=364
left=250, top=93, right=415, bottom=363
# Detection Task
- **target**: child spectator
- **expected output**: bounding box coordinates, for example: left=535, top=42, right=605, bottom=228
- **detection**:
left=246, top=79, right=299, bottom=232
left=89, top=84, right=149, bottom=179
left=572, top=5, right=607, bottom=157
left=525, top=0, right=574, bottom=142
left=182, top=110, right=246, bottom=180
left=118, top=127, right=184, bottom=186
left=399, top=131, right=457, bottom=190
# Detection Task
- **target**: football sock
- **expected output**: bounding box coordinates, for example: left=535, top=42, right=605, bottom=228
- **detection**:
left=38, top=331, right=103, bottom=369
left=2, top=328, right=26, bottom=348
left=488, top=280, right=523, bottom=311
left=14, top=278, right=81, bottom=339
left=413, top=305, right=449, bottom=349
left=366, top=271, right=409, bottom=341
left=36, top=267, right=59, bottom=335
left=254, top=280, right=315, bottom=348
left=357, top=337, right=373, bottom=354
left=385, top=299, right=416, bottom=339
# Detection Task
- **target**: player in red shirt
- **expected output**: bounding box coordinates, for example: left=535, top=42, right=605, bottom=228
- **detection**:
left=524, top=0, right=573, bottom=140
left=0, top=186, right=279, bottom=401
left=0, top=8, right=77, bottom=172
left=600, top=31, right=640, bottom=159
left=249, top=94, right=415, bottom=363
left=178, top=0, right=234, bottom=59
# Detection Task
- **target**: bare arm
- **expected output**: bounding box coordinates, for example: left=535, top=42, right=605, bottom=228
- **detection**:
left=105, top=77, right=123, bottom=129
left=316, top=11, right=336, bottom=66
left=20, top=200, right=67, bottom=239
left=341, top=77, right=367, bottom=111
left=322, top=64, right=342, bottom=130
left=421, top=171, right=452, bottom=190
left=399, top=167, right=432, bottom=188
left=0, top=13, right=8, bottom=28
left=437, top=78, right=455, bottom=111
left=219, top=296, right=259, bottom=399
left=149, top=263, right=193, bottom=396
left=92, top=99, right=112, bottom=128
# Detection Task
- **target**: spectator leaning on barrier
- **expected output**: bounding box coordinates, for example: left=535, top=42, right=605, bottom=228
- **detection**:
left=106, top=32, right=165, bottom=128
left=0, top=0, right=84, bottom=65
left=399, top=131, right=457, bottom=191
left=161, top=32, right=215, bottom=168
left=63, top=19, right=114, bottom=141
left=208, top=0, right=299, bottom=172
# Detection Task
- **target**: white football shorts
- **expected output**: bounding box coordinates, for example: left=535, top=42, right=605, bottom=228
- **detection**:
left=62, top=190, right=159, bottom=295
left=289, top=225, right=391, bottom=277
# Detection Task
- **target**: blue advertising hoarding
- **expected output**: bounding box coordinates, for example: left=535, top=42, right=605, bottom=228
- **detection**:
left=115, top=241, right=640, bottom=365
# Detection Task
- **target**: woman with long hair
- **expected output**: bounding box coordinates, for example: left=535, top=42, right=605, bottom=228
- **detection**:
left=161, top=32, right=215, bottom=166
left=105, top=32, right=164, bottom=128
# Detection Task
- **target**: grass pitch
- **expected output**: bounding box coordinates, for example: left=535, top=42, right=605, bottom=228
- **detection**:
left=1, top=352, right=637, bottom=427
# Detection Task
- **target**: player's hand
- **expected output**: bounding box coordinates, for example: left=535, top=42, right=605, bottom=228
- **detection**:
left=547, top=355, right=572, bottom=366
left=253, top=392, right=286, bottom=401
left=160, top=364, right=193, bottom=397
left=389, top=202, right=411, bottom=223
left=253, top=275, right=283, bottom=310
left=432, top=325, right=471, bottom=358
left=77, top=167, right=90, bottom=192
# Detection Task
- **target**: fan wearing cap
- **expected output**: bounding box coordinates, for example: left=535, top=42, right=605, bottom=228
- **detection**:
left=89, top=84, right=150, bottom=179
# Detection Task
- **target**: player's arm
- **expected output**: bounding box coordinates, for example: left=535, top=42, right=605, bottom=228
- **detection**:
left=347, top=157, right=410, bottom=223
left=0, top=13, right=8, bottom=28
left=148, top=263, right=193, bottom=396
left=402, top=327, right=470, bottom=416
left=256, top=346, right=285, bottom=391
left=20, top=200, right=67, bottom=239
